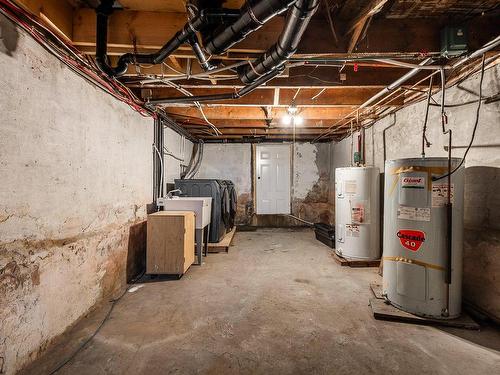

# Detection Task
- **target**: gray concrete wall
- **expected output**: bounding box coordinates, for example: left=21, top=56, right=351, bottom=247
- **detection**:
left=331, top=64, right=500, bottom=320
left=194, top=143, right=253, bottom=224
left=164, top=127, right=193, bottom=185
left=194, top=142, right=333, bottom=225
left=0, top=18, right=153, bottom=374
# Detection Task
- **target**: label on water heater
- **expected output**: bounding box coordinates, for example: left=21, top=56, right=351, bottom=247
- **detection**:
left=346, top=224, right=360, bottom=237
left=401, top=176, right=426, bottom=189
left=432, top=183, right=455, bottom=207
left=344, top=180, right=357, bottom=196
left=397, top=205, right=431, bottom=222
left=397, top=229, right=426, bottom=251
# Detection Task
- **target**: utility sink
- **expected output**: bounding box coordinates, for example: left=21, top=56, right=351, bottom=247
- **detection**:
left=158, top=197, right=212, bottom=229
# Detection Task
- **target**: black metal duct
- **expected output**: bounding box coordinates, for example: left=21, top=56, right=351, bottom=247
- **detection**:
left=95, top=0, right=240, bottom=77
left=204, top=0, right=297, bottom=55
left=238, top=0, right=320, bottom=84
left=149, top=0, right=318, bottom=104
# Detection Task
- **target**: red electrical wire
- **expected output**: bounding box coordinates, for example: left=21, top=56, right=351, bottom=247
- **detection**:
left=0, top=0, right=154, bottom=117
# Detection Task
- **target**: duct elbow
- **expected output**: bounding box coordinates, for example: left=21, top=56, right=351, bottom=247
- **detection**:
left=237, top=0, right=319, bottom=84
left=204, top=0, right=297, bottom=56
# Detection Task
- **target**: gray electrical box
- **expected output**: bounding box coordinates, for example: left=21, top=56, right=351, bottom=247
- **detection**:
left=441, top=27, right=467, bottom=57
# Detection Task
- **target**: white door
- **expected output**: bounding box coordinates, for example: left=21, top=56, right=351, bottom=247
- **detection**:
left=256, top=144, right=291, bottom=214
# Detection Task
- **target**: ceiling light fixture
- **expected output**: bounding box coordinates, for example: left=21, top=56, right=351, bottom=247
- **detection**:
left=282, top=114, right=292, bottom=125
left=282, top=101, right=303, bottom=126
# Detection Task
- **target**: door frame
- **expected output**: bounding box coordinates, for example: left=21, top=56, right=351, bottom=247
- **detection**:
left=252, top=143, right=293, bottom=215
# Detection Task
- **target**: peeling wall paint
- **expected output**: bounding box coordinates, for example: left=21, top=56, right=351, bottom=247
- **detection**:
left=0, top=17, right=152, bottom=375
left=195, top=143, right=333, bottom=226
left=291, top=143, right=333, bottom=225
left=293, top=143, right=320, bottom=199
left=331, top=64, right=500, bottom=320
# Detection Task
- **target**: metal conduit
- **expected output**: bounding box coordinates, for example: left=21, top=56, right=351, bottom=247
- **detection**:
left=359, top=58, right=433, bottom=110
left=312, top=34, right=500, bottom=142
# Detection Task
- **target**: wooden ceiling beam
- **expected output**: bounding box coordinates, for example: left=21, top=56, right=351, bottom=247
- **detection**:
left=73, top=8, right=285, bottom=53
left=191, top=128, right=328, bottom=134
left=16, top=0, right=74, bottom=40
left=195, top=135, right=333, bottom=141
left=164, top=106, right=359, bottom=120
left=344, top=0, right=389, bottom=35
left=137, top=86, right=406, bottom=106
left=72, top=8, right=498, bottom=56
left=179, top=120, right=346, bottom=129
left=126, top=65, right=433, bottom=88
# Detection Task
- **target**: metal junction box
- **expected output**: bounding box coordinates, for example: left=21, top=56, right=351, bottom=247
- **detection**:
left=441, top=27, right=467, bottom=57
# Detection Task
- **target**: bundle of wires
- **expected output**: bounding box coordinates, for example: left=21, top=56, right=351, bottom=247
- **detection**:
left=0, top=0, right=152, bottom=117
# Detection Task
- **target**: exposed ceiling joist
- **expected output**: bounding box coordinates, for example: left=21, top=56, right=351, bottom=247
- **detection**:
left=72, top=8, right=497, bottom=57
left=164, top=106, right=362, bottom=121
left=13, top=0, right=500, bottom=141
left=139, top=86, right=407, bottom=106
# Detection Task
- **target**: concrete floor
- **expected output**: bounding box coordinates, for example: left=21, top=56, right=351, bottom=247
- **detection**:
left=22, top=229, right=500, bottom=374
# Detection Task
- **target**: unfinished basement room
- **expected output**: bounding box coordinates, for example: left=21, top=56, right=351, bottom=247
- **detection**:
left=1, top=0, right=500, bottom=374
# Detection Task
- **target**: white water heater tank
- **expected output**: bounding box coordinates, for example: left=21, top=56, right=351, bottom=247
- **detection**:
left=335, top=167, right=380, bottom=260
left=383, top=157, right=464, bottom=319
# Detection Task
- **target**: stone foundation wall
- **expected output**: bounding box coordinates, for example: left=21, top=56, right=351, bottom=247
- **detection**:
left=0, top=17, right=152, bottom=374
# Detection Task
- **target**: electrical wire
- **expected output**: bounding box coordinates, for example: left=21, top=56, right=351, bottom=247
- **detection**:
left=311, top=88, right=326, bottom=100
left=153, top=144, right=164, bottom=198
left=184, top=141, right=204, bottom=179
left=48, top=270, right=146, bottom=374
left=428, top=94, right=497, bottom=108
left=0, top=0, right=151, bottom=117
left=293, top=88, right=301, bottom=100
left=290, top=67, right=342, bottom=85
left=433, top=53, right=487, bottom=181
left=313, top=38, right=499, bottom=142
left=156, top=79, right=221, bottom=135
left=164, top=146, right=184, bottom=161
left=421, top=75, right=434, bottom=157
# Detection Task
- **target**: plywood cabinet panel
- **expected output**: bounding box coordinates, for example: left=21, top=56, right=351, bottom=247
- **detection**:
left=147, top=211, right=195, bottom=275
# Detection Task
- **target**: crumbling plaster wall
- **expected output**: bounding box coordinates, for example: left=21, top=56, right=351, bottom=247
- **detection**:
left=194, top=142, right=332, bottom=226
left=292, top=143, right=333, bottom=225
left=0, top=17, right=152, bottom=375
left=331, top=64, right=500, bottom=320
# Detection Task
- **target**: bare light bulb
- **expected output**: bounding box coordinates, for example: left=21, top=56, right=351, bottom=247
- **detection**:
left=282, top=114, right=292, bottom=126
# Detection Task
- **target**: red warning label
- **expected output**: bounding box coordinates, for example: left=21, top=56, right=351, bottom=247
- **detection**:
left=397, top=229, right=426, bottom=251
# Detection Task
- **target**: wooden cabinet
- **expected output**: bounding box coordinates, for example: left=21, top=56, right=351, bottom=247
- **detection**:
left=147, top=211, right=195, bottom=276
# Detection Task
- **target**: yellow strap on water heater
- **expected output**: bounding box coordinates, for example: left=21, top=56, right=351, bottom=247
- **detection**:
left=383, top=256, right=445, bottom=271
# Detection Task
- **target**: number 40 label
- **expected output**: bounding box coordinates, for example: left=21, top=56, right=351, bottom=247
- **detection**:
left=396, top=229, right=426, bottom=251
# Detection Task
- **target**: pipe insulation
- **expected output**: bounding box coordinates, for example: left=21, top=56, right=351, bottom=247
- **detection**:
left=238, top=0, right=320, bottom=84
